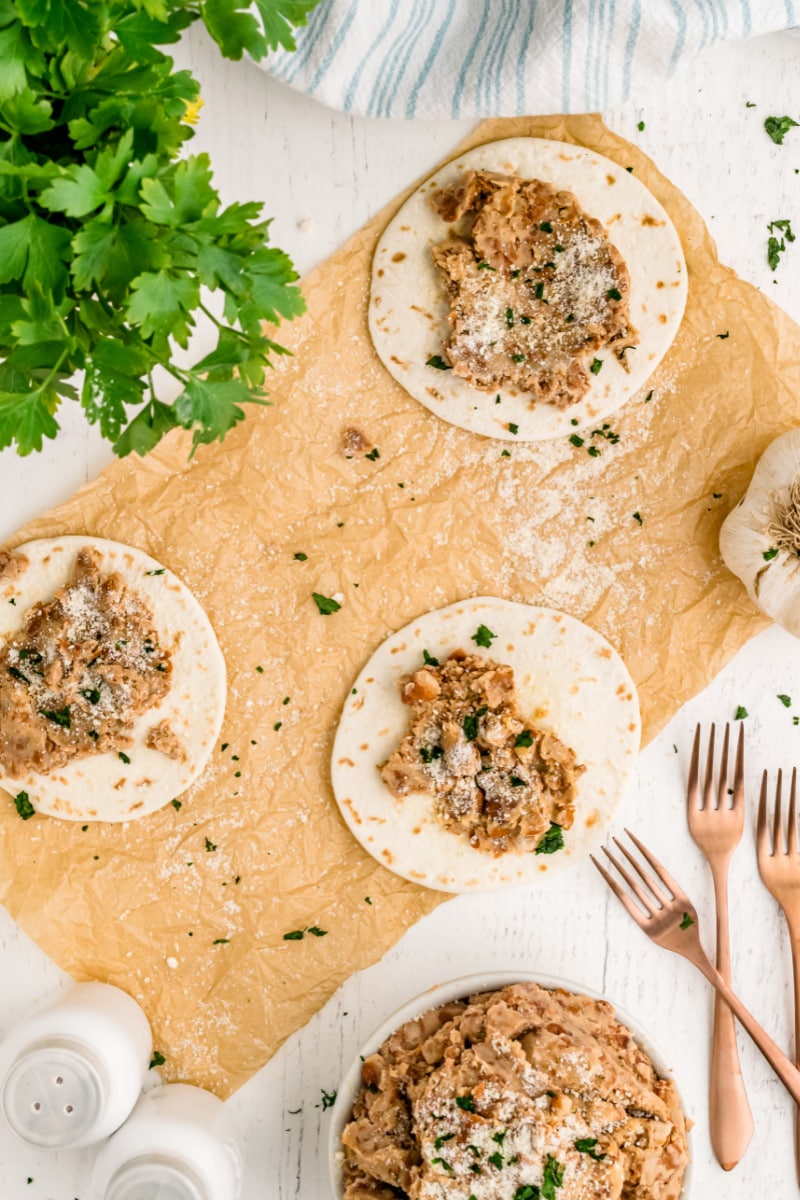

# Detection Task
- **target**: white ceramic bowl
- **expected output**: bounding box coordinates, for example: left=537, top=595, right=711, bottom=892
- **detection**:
left=328, top=970, right=692, bottom=1199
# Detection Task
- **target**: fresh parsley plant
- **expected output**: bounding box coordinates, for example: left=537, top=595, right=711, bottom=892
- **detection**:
left=0, top=0, right=318, bottom=457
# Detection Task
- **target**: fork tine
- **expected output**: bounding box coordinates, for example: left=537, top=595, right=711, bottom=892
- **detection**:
left=603, top=844, right=657, bottom=914
left=624, top=828, right=681, bottom=899
left=703, top=723, right=716, bottom=811
left=774, top=769, right=784, bottom=855
left=612, top=837, right=666, bottom=908
left=732, top=722, right=745, bottom=811
left=688, top=724, right=701, bottom=812
left=591, top=853, right=650, bottom=926
left=717, top=722, right=730, bottom=809
left=757, top=770, right=770, bottom=861
left=790, top=768, right=798, bottom=857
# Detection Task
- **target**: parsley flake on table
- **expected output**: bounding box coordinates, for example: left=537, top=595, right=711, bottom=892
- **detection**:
left=765, top=115, right=799, bottom=144
left=312, top=592, right=341, bottom=615
left=637, top=120, right=645, bottom=131
left=293, top=552, right=308, bottom=561
left=535, top=823, right=564, bottom=855
left=575, top=1137, right=606, bottom=1160
left=472, top=624, right=497, bottom=648
left=426, top=355, right=452, bottom=370
left=13, top=791, right=35, bottom=820
left=204, top=836, right=217, bottom=852
left=680, top=912, right=694, bottom=930
left=171, top=799, right=182, bottom=811
left=735, top=706, right=748, bottom=720
left=365, top=447, right=380, bottom=460
left=778, top=694, right=792, bottom=707
left=767, top=219, right=795, bottom=270
left=118, top=751, right=131, bottom=764
left=149, top=1050, right=166, bottom=1069
left=508, top=422, right=519, bottom=434
left=321, top=1088, right=337, bottom=1110
left=716, top=331, right=730, bottom=339
left=632, top=511, right=643, bottom=525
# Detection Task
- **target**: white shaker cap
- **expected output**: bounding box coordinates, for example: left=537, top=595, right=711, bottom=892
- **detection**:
left=1, top=1042, right=105, bottom=1149
left=104, top=1158, right=209, bottom=1200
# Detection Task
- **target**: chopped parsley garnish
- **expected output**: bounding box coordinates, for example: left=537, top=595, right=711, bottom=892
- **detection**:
left=779, top=694, right=792, bottom=707
left=491, top=1130, right=507, bottom=1146
left=575, top=1137, right=606, bottom=1160
left=365, top=896, right=372, bottom=904
left=565, top=313, right=575, bottom=322
left=632, top=511, right=643, bottom=525
left=81, top=688, right=101, bottom=704
left=679, top=912, right=694, bottom=929
left=765, top=115, right=799, bottom=145
left=501, top=449, right=511, bottom=457
left=321, top=1088, right=337, bottom=1110
left=476, top=260, right=496, bottom=270
left=587, top=445, right=601, bottom=457
left=735, top=706, right=748, bottom=720
left=463, top=707, right=488, bottom=742
left=606, top=287, right=622, bottom=300
left=434, top=1133, right=455, bottom=1149
left=146, top=568, right=166, bottom=576
left=768, top=218, right=795, bottom=270
left=213, top=938, right=229, bottom=945
left=423, top=649, right=439, bottom=666
left=637, top=119, right=645, bottom=131
left=313, top=592, right=341, bottom=615
left=8, top=666, right=29, bottom=683
left=18, top=649, right=42, bottom=663
left=38, top=706, right=71, bottom=728
left=456, top=1094, right=476, bottom=1112
left=505, top=307, right=514, bottom=328
left=644, top=389, right=653, bottom=402
left=510, top=776, right=526, bottom=787
left=520, top=315, right=531, bottom=324
left=511, top=353, right=527, bottom=363
left=274, top=721, right=282, bottom=731
left=535, top=823, right=564, bottom=855
left=487, top=1151, right=504, bottom=1170
left=540, top=220, right=553, bottom=232
left=294, top=552, right=308, bottom=561
left=541, top=1155, right=564, bottom=1199
left=716, top=331, right=730, bottom=339
left=426, top=355, right=452, bottom=370
left=205, top=836, right=217, bottom=851
left=508, top=422, right=519, bottom=434
left=569, top=433, right=584, bottom=447
left=515, top=729, right=533, bottom=748
left=514, top=1189, right=537, bottom=1200
left=118, top=751, right=131, bottom=764
left=590, top=358, right=603, bottom=374
left=171, top=799, right=182, bottom=811
left=763, top=548, right=779, bottom=561
left=13, top=791, right=35, bottom=820
left=432, top=1158, right=454, bottom=1174
left=149, top=1050, right=166, bottom=1068
left=420, top=747, right=435, bottom=763
left=472, top=624, right=497, bottom=648
left=308, top=925, right=327, bottom=937
left=534, top=282, right=545, bottom=301
left=283, top=929, right=305, bottom=940
left=365, top=447, right=380, bottom=460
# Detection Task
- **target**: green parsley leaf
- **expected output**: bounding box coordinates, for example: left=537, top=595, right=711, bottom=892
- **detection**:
left=293, top=552, right=308, bottom=561
left=118, top=751, right=131, bottom=764
left=540, top=221, right=553, bottom=232
left=212, top=938, right=229, bottom=945
left=569, top=434, right=584, bottom=447
left=476, top=260, right=496, bottom=270
left=632, top=511, right=643, bottom=525
left=432, top=1157, right=454, bottom=1174
left=606, top=287, right=622, bottom=300
left=171, top=799, right=182, bottom=811
left=505, top=307, right=514, bottom=328
left=81, top=688, right=101, bottom=704
left=307, top=925, right=327, bottom=937
left=426, top=355, right=452, bottom=370
left=456, top=1094, right=476, bottom=1112
left=434, top=1133, right=455, bottom=1150
left=365, top=447, right=380, bottom=460
left=763, top=548, right=779, bottom=561
left=13, top=791, right=35, bottom=820
left=637, top=120, right=645, bottom=131
left=283, top=929, right=305, bottom=940
left=8, top=665, right=29, bottom=683
left=312, top=592, right=341, bottom=615
left=575, top=1137, right=606, bottom=1160
left=778, top=694, right=792, bottom=707
left=735, top=706, right=748, bottom=720
left=205, top=836, right=217, bottom=851
left=590, top=358, right=603, bottom=375
left=463, top=707, right=487, bottom=742
left=765, top=115, right=799, bottom=145
left=515, top=730, right=533, bottom=748
left=423, top=649, right=439, bottom=666
left=587, top=445, right=601, bottom=457
left=535, top=824, right=564, bottom=855
left=472, top=624, right=497, bottom=648
left=39, top=706, right=70, bottom=728
left=508, top=422, right=519, bottom=434
left=488, top=1151, right=504, bottom=1170
left=149, top=1050, right=166, bottom=1069
left=541, top=1155, right=564, bottom=1199
left=146, top=568, right=166, bottom=576
left=680, top=912, right=694, bottom=929
left=716, top=331, right=730, bottom=339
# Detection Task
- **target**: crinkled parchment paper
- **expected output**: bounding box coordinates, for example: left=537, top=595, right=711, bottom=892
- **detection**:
left=0, top=115, right=794, bottom=1097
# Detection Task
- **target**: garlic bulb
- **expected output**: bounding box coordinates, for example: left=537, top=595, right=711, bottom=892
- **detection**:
left=720, top=428, right=800, bottom=637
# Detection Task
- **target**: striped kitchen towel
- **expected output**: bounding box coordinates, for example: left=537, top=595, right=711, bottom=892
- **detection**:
left=259, top=0, right=798, bottom=119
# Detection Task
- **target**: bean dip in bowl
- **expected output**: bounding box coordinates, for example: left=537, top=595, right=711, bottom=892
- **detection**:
left=329, top=972, right=690, bottom=1200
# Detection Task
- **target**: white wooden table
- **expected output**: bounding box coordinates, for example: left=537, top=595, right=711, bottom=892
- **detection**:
left=2, top=24, right=800, bottom=1199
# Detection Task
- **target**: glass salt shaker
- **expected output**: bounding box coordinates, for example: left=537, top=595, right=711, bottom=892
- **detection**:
left=0, top=980, right=152, bottom=1150
left=91, top=1082, right=242, bottom=1200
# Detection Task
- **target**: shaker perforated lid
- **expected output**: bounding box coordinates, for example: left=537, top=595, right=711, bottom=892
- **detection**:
left=104, top=1158, right=209, bottom=1200
left=0, top=1041, right=105, bottom=1148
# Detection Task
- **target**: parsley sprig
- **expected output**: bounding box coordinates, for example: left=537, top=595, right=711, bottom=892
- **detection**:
left=0, top=1, right=317, bottom=458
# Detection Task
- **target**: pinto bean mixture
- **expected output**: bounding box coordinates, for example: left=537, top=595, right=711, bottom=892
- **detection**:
left=341, top=982, right=689, bottom=1200
left=0, top=548, right=176, bottom=777
left=429, top=171, right=637, bottom=407
left=380, top=650, right=583, bottom=856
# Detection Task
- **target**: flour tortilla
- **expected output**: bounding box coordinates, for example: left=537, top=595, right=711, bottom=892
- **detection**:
left=0, top=537, right=226, bottom=822
left=331, top=597, right=640, bottom=893
left=369, top=137, right=687, bottom=441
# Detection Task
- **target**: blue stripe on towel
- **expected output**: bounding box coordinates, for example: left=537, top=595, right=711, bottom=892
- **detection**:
left=667, top=0, right=688, bottom=71
left=283, top=0, right=337, bottom=83
left=515, top=0, right=537, bottom=113
left=406, top=0, right=457, bottom=117
left=306, top=0, right=360, bottom=94
left=602, top=0, right=617, bottom=108
left=692, top=0, right=710, bottom=52
left=739, top=0, right=751, bottom=34
left=378, top=0, right=437, bottom=117
left=622, top=0, right=641, bottom=102
left=345, top=1, right=401, bottom=111
left=369, top=0, right=423, bottom=116
left=452, top=0, right=492, bottom=117
left=786, top=0, right=796, bottom=24
left=561, top=0, right=574, bottom=113
left=483, top=0, right=520, bottom=113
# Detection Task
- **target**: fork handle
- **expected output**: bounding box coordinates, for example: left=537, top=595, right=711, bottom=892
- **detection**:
left=709, top=862, right=754, bottom=1169
left=693, top=950, right=800, bottom=1105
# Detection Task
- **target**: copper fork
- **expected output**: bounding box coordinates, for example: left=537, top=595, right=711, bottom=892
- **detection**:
left=687, top=723, right=753, bottom=1169
left=757, top=768, right=800, bottom=1184
left=593, top=829, right=800, bottom=1104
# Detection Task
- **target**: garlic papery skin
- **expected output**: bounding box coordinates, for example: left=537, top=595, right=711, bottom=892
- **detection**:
left=720, top=428, right=800, bottom=638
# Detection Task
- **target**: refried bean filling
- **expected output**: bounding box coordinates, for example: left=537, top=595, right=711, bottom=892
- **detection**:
left=0, top=548, right=174, bottom=776
left=380, top=649, right=583, bottom=856
left=429, top=170, right=637, bottom=408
